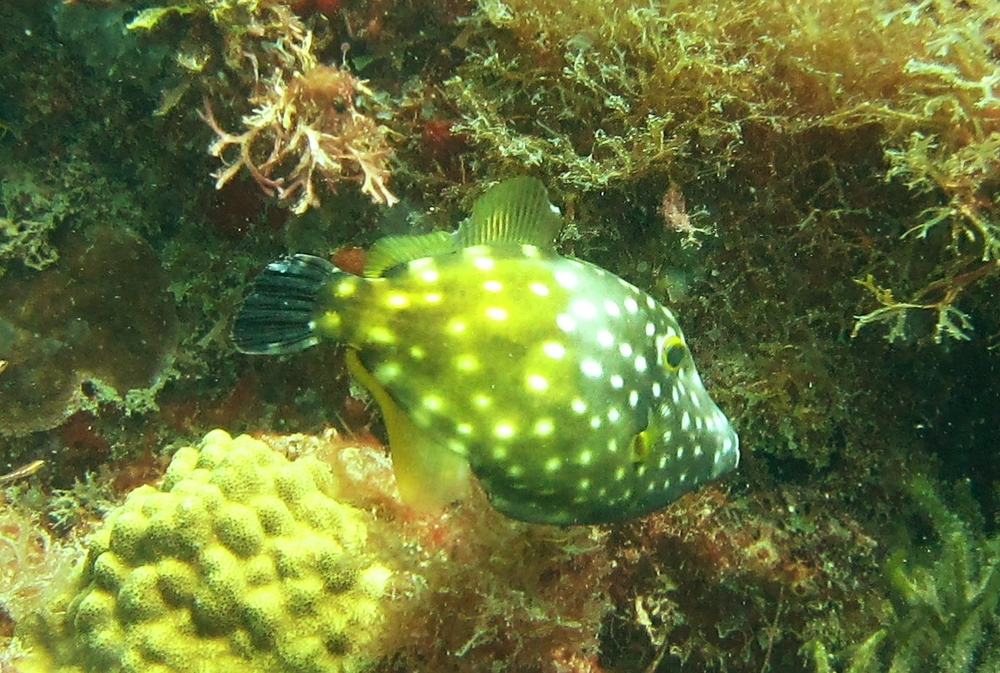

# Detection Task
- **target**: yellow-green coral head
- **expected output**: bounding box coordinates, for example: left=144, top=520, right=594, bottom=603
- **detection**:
left=233, top=177, right=739, bottom=524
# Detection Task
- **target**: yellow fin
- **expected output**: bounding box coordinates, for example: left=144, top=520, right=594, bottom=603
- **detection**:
left=345, top=350, right=470, bottom=511
left=363, top=231, right=455, bottom=278
left=458, top=177, right=563, bottom=249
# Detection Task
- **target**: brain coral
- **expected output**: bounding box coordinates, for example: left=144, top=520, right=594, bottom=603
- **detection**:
left=24, top=430, right=391, bottom=673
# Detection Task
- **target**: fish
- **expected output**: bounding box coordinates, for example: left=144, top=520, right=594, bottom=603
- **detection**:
left=232, top=177, right=739, bottom=525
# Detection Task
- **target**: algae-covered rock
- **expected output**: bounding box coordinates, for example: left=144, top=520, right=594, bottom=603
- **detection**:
left=20, top=430, right=391, bottom=673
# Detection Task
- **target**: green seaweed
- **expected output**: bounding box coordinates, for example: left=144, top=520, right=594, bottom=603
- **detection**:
left=832, top=474, right=1000, bottom=672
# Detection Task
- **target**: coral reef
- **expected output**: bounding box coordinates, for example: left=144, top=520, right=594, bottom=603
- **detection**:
left=16, top=430, right=392, bottom=673
left=260, top=430, right=613, bottom=672
left=8, top=429, right=613, bottom=673
left=2, top=0, right=1000, bottom=670
left=0, top=226, right=178, bottom=438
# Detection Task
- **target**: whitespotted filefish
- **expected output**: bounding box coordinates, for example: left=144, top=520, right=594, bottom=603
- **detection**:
left=233, top=177, right=739, bottom=524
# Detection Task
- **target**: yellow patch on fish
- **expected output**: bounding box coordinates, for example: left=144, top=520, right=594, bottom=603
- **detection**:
left=233, top=178, right=739, bottom=524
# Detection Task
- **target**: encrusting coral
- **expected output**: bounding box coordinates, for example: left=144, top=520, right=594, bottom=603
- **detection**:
left=15, top=430, right=391, bottom=673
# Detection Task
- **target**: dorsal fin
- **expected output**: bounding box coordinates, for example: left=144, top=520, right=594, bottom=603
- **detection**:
left=457, top=177, right=563, bottom=249
left=363, top=230, right=456, bottom=278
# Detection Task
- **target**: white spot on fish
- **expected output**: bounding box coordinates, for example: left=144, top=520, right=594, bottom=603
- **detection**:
left=493, top=446, right=508, bottom=459
left=635, top=355, right=647, bottom=372
left=336, top=281, right=356, bottom=297
left=387, top=293, right=409, bottom=308
left=578, top=478, right=591, bottom=491
left=658, top=455, right=668, bottom=469
left=486, top=306, right=508, bottom=321
left=608, top=408, right=621, bottom=422
left=581, top=359, right=603, bottom=378
left=449, top=319, right=467, bottom=335
left=646, top=296, right=657, bottom=309
left=629, top=390, right=640, bottom=407
left=527, top=373, right=548, bottom=391
left=571, top=300, right=597, bottom=320
left=509, top=465, right=524, bottom=477
left=614, top=467, right=626, bottom=481
left=473, top=256, right=496, bottom=271
left=694, top=445, right=703, bottom=457
left=578, top=450, right=593, bottom=466
left=571, top=398, right=587, bottom=414
left=410, top=345, right=426, bottom=359
left=424, top=292, right=442, bottom=303
left=607, top=439, right=618, bottom=453
left=604, top=300, right=621, bottom=317
left=534, top=419, right=554, bottom=436
left=494, top=422, right=515, bottom=439
left=651, top=382, right=662, bottom=397
left=368, top=326, right=395, bottom=343
left=619, top=343, right=633, bottom=358
left=681, top=412, right=691, bottom=430
left=376, top=361, right=401, bottom=380
left=455, top=354, right=478, bottom=372
left=676, top=447, right=684, bottom=459
left=530, top=282, right=550, bottom=296
left=423, top=395, right=443, bottom=410
left=624, top=297, right=639, bottom=313
left=542, top=341, right=566, bottom=359
left=645, top=322, right=656, bottom=337
left=474, top=394, right=491, bottom=408
left=483, top=279, right=503, bottom=292
left=596, top=329, right=614, bottom=348
left=544, top=457, right=562, bottom=472
left=610, top=375, right=624, bottom=389
left=419, top=268, right=439, bottom=283
left=457, top=423, right=473, bottom=435
left=590, top=416, right=602, bottom=429
left=554, top=269, right=578, bottom=289
left=556, top=313, right=576, bottom=333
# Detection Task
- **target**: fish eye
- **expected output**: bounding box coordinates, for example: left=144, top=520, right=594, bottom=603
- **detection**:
left=663, top=336, right=687, bottom=371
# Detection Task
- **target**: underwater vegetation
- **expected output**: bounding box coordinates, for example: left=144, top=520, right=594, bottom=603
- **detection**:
left=1, top=0, right=1000, bottom=670
left=824, top=475, right=1000, bottom=673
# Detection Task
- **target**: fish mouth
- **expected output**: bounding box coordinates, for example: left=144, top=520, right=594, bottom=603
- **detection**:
left=709, top=423, right=740, bottom=478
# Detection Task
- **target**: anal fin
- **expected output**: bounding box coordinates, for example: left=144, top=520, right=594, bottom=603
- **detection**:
left=345, top=351, right=470, bottom=512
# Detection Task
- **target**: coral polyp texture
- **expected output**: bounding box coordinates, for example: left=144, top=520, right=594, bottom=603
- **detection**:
left=19, top=430, right=391, bottom=673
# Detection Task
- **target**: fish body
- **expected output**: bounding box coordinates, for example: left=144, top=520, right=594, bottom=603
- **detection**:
left=233, top=178, right=738, bottom=524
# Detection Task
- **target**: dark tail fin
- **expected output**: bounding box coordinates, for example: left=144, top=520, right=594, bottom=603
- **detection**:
left=232, top=254, right=340, bottom=354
